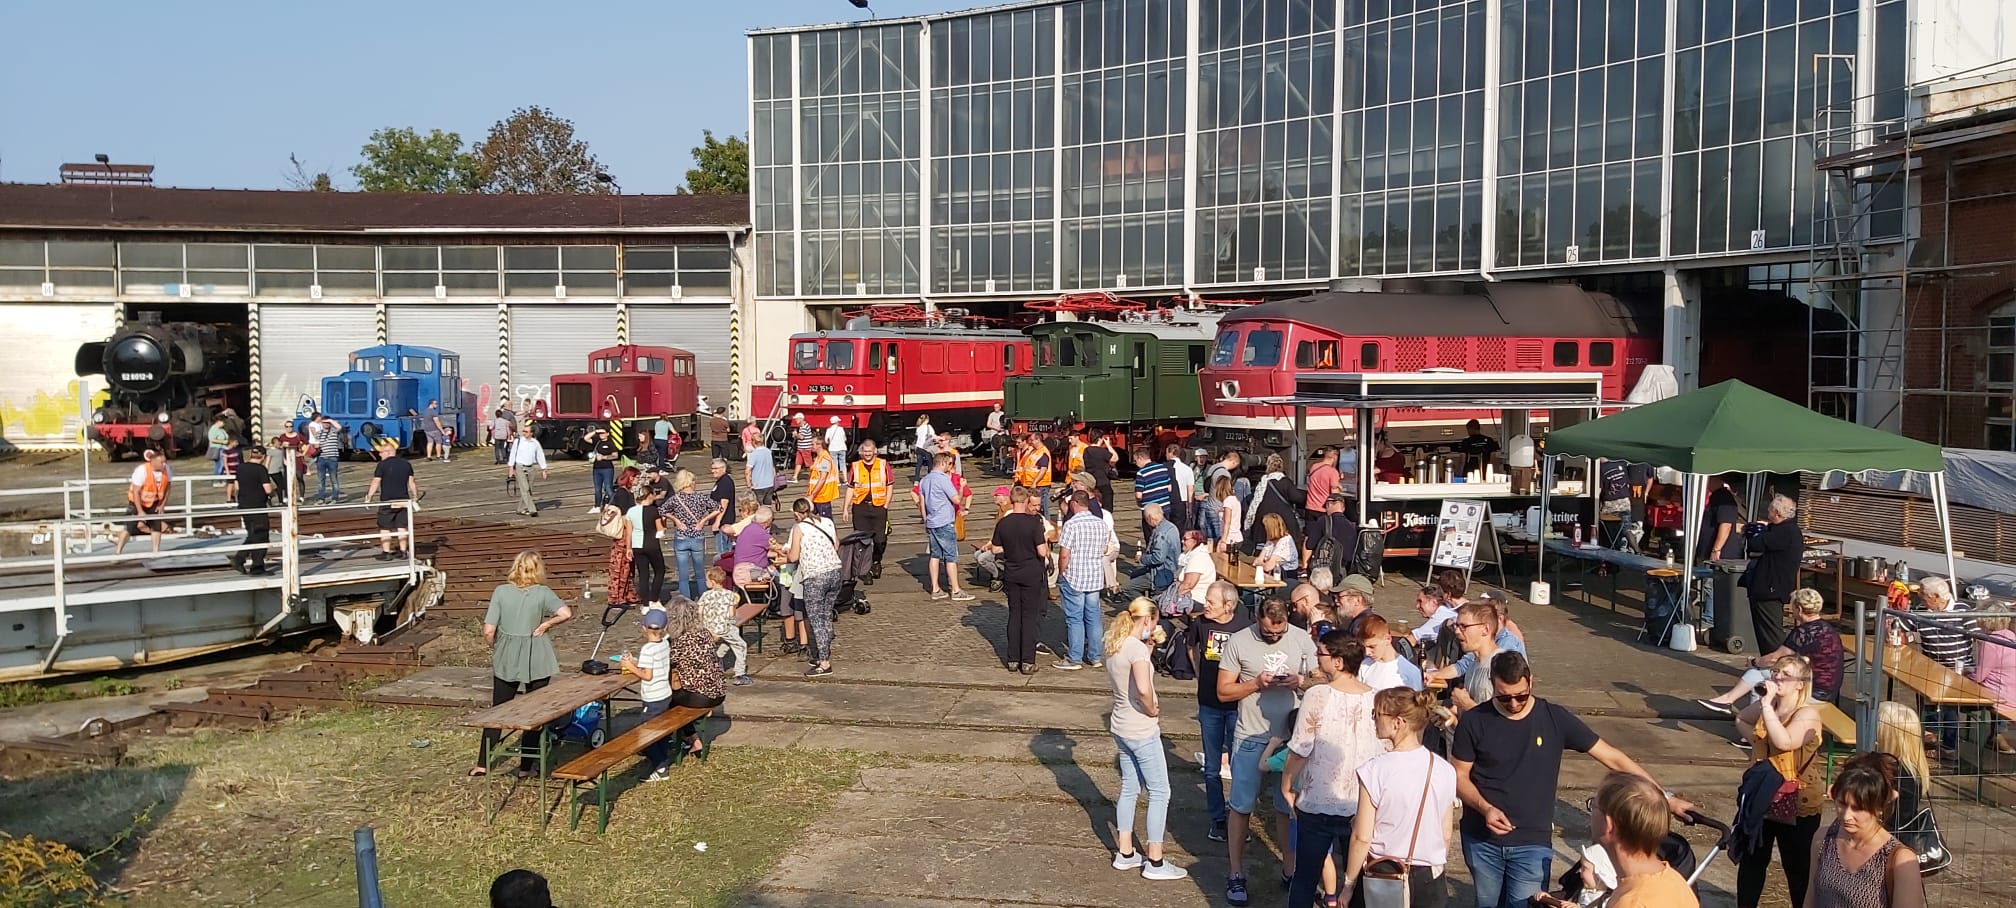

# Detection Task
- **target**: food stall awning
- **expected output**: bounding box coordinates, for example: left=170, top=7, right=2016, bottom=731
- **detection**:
left=1221, top=370, right=1610, bottom=411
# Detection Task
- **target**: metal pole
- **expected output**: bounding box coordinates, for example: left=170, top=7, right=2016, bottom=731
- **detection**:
left=1356, top=405, right=1374, bottom=527
left=1862, top=600, right=1886, bottom=752
left=353, top=826, right=384, bottom=908
left=1931, top=471, right=1959, bottom=585
left=78, top=380, right=92, bottom=547
left=1852, top=599, right=1871, bottom=747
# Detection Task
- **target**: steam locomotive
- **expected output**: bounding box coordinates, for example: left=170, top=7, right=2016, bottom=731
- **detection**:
left=74, top=316, right=249, bottom=459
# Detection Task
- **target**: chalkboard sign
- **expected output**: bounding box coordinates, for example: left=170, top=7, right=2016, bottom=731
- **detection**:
left=1429, top=499, right=1501, bottom=576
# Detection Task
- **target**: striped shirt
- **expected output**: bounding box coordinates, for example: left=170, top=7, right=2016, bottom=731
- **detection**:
left=1912, top=603, right=1982, bottom=672
left=314, top=423, right=344, bottom=458
left=794, top=424, right=815, bottom=451
left=1057, top=511, right=1110, bottom=593
left=1134, top=461, right=1174, bottom=509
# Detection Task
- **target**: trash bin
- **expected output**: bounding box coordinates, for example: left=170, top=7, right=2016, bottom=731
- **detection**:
left=1710, top=561, right=1757, bottom=654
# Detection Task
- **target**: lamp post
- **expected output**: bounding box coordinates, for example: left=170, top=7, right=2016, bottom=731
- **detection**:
left=595, top=171, right=622, bottom=228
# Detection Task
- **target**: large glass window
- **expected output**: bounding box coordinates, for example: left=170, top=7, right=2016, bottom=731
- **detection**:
left=792, top=341, right=821, bottom=371
left=624, top=244, right=733, bottom=296
left=824, top=341, right=856, bottom=371
left=1242, top=328, right=1283, bottom=366
left=1211, top=329, right=1241, bottom=366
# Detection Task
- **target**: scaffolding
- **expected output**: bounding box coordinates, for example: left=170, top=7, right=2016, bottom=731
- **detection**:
left=1807, top=62, right=2016, bottom=443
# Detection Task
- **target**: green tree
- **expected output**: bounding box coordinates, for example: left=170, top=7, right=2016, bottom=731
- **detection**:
left=679, top=130, right=749, bottom=195
left=472, top=106, right=610, bottom=194
left=350, top=128, right=479, bottom=193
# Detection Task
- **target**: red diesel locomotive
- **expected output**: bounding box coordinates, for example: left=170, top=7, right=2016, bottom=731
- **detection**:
left=1197, top=282, right=1659, bottom=448
left=751, top=324, right=1033, bottom=445
left=533, top=344, right=700, bottom=456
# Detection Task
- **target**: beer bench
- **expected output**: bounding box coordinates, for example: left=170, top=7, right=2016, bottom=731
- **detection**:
left=551, top=704, right=714, bottom=833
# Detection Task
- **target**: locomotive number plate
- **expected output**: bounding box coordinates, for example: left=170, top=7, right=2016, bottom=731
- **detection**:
left=806, top=384, right=835, bottom=393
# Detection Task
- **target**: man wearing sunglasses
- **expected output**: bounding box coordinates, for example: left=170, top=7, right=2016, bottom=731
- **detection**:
left=1435, top=602, right=1528, bottom=712
left=1452, top=651, right=1695, bottom=908
left=1214, top=598, right=1318, bottom=907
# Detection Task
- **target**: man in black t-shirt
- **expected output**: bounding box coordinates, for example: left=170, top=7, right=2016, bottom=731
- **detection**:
left=988, top=486, right=1051, bottom=674
left=1187, top=579, right=1251, bottom=843
left=1697, top=475, right=1746, bottom=562
left=707, top=458, right=737, bottom=556
left=1452, top=652, right=1693, bottom=908
left=1081, top=438, right=1116, bottom=511
left=365, top=438, right=419, bottom=562
left=588, top=428, right=619, bottom=512
left=226, top=447, right=277, bottom=575
left=1456, top=419, right=1501, bottom=476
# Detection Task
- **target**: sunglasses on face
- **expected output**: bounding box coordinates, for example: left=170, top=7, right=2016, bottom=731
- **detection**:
left=1257, top=627, right=1287, bottom=642
left=1493, top=691, right=1533, bottom=708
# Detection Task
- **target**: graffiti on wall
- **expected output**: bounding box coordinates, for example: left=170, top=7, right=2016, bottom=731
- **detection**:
left=0, top=381, right=111, bottom=444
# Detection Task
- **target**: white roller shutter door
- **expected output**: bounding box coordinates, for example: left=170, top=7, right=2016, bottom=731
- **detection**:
left=508, top=303, right=616, bottom=408
left=257, top=303, right=377, bottom=436
left=385, top=302, right=504, bottom=414
left=0, top=301, right=115, bottom=448
left=629, top=302, right=732, bottom=406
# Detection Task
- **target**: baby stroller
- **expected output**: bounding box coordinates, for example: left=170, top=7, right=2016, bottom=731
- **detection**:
left=834, top=530, right=875, bottom=616
left=1535, top=810, right=1732, bottom=906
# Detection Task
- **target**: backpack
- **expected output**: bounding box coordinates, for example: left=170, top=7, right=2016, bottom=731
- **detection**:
left=1152, top=619, right=1196, bottom=680
left=1352, top=523, right=1387, bottom=580
left=1309, top=514, right=1358, bottom=582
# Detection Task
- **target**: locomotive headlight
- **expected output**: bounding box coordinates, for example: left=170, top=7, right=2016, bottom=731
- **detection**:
left=1218, top=380, right=1240, bottom=399
left=765, top=371, right=775, bottom=381
left=788, top=394, right=801, bottom=405
left=600, top=409, right=612, bottom=418
left=844, top=395, right=855, bottom=405
left=374, top=400, right=390, bottom=419
left=843, top=384, right=854, bottom=394
left=91, top=410, right=105, bottom=424
left=156, top=411, right=170, bottom=423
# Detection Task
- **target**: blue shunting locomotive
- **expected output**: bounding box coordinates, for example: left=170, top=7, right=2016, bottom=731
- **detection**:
left=298, top=345, right=470, bottom=454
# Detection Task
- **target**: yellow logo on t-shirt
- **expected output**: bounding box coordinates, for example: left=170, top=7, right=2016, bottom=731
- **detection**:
left=1536, top=736, right=1545, bottom=747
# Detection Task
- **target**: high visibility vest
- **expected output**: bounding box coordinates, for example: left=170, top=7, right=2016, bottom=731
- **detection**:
left=1068, top=438, right=1087, bottom=473
left=809, top=451, right=840, bottom=503
left=850, top=459, right=891, bottom=506
left=134, top=463, right=170, bottom=508
left=1018, top=447, right=1052, bottom=487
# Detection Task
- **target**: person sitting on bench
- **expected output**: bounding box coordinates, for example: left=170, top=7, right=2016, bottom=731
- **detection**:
left=1697, top=588, right=1843, bottom=717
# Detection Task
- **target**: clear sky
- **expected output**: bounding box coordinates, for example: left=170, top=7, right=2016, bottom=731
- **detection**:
left=0, top=0, right=963, bottom=194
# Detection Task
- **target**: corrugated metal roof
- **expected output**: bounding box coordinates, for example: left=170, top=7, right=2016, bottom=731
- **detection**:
left=0, top=183, right=749, bottom=233
left=1219, top=282, right=1654, bottom=339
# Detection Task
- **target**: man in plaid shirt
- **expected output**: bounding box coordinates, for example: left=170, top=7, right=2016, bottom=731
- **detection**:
left=1054, top=490, right=1111, bottom=671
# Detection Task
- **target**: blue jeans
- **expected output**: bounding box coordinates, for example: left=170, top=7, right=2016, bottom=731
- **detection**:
left=1462, top=836, right=1554, bottom=908
left=592, top=468, right=614, bottom=508
left=716, top=530, right=734, bottom=559
left=1197, top=506, right=1222, bottom=544
left=1227, top=734, right=1273, bottom=814
left=1058, top=580, right=1103, bottom=665
left=315, top=457, right=341, bottom=499
left=1198, top=704, right=1237, bottom=825
left=640, top=698, right=673, bottom=770
left=211, top=447, right=226, bottom=476
left=672, top=536, right=706, bottom=600
left=1114, top=733, right=1171, bottom=845
left=1290, top=809, right=1357, bottom=908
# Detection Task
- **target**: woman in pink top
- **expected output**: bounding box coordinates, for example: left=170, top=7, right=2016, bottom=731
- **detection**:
left=1967, top=614, right=2016, bottom=753
left=1345, top=687, right=1459, bottom=908
left=1281, top=630, right=1383, bottom=906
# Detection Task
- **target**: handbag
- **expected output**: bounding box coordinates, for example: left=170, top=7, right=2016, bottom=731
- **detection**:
left=1361, top=751, right=1437, bottom=908
left=596, top=506, right=627, bottom=540
left=1155, top=582, right=1191, bottom=618
left=1764, top=743, right=1820, bottom=823
left=1891, top=771, right=1950, bottom=875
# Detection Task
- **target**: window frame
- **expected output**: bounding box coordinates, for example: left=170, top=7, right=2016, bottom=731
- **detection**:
left=1552, top=341, right=1580, bottom=367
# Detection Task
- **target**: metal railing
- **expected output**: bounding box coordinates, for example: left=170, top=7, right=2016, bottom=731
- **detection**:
left=0, top=480, right=419, bottom=673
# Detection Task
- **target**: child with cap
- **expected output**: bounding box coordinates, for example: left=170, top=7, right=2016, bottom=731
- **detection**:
left=619, top=607, right=677, bottom=782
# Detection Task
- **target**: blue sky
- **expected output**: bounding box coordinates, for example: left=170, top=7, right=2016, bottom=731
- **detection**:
left=0, top=0, right=962, bottom=194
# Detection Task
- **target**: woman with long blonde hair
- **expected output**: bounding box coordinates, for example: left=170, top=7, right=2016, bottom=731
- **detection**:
left=473, top=551, right=573, bottom=777
left=1735, top=653, right=1824, bottom=908
left=665, top=468, right=716, bottom=600
left=1255, top=512, right=1301, bottom=584
left=1102, top=598, right=1187, bottom=881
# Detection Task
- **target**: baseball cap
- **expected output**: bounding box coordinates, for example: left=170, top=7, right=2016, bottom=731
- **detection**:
left=639, top=608, right=667, bottom=629
left=1338, top=573, right=1376, bottom=596
left=829, top=416, right=841, bottom=425
left=1071, top=471, right=1095, bottom=488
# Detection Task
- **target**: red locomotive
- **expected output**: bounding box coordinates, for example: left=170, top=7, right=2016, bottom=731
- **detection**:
left=751, top=310, right=1033, bottom=445
left=533, top=344, right=699, bottom=456
left=1197, top=282, right=1658, bottom=448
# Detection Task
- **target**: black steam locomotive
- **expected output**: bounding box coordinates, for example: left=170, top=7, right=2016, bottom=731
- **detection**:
left=74, top=316, right=248, bottom=459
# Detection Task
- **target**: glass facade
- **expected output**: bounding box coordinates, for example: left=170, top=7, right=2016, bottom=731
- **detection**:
left=751, top=0, right=1907, bottom=299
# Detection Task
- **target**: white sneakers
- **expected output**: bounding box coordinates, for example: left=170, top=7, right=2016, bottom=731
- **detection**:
left=1112, top=851, right=1189, bottom=881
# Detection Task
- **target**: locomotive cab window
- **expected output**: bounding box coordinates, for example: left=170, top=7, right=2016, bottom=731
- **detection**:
left=1359, top=342, right=1380, bottom=369
left=1295, top=339, right=1339, bottom=370
left=824, top=342, right=855, bottom=371
left=399, top=356, right=433, bottom=374
left=1079, top=335, right=1100, bottom=368
left=1552, top=341, right=1579, bottom=367
left=1242, top=329, right=1283, bottom=367
left=1189, top=346, right=1207, bottom=373
left=792, top=341, right=820, bottom=371
left=1589, top=342, right=1614, bottom=367
left=441, top=357, right=459, bottom=384
left=1211, top=330, right=1240, bottom=367
left=1003, top=345, right=1018, bottom=371
left=593, top=356, right=623, bottom=374
left=868, top=342, right=882, bottom=372
left=354, top=356, right=386, bottom=372
left=637, top=356, right=666, bottom=374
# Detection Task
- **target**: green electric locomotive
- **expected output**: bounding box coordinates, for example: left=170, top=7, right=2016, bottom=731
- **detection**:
left=1002, top=311, right=1221, bottom=443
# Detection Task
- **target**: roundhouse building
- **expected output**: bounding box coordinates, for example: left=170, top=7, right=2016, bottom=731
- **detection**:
left=750, top=0, right=2014, bottom=435
left=0, top=185, right=785, bottom=450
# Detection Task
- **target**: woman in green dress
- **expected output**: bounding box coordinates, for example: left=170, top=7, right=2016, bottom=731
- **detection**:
left=472, top=551, right=574, bottom=777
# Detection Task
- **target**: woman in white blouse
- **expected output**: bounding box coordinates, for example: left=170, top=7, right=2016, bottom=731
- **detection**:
left=1173, top=529, right=1218, bottom=609
left=1343, top=687, right=1458, bottom=908
left=1213, top=475, right=1244, bottom=554
left=1282, top=631, right=1383, bottom=908
left=1255, top=512, right=1301, bottom=584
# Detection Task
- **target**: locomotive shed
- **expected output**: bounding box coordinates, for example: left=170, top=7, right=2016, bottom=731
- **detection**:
left=0, top=185, right=761, bottom=458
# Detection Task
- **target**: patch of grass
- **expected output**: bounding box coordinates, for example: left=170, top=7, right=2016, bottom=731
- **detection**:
left=84, top=678, right=140, bottom=699
left=0, top=708, right=889, bottom=908
left=0, top=683, right=76, bottom=709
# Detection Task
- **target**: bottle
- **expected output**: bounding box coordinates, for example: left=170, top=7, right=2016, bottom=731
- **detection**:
left=1887, top=622, right=1904, bottom=649
left=1665, top=550, right=1675, bottom=569
left=1896, top=560, right=1910, bottom=583
left=1572, top=522, right=1583, bottom=547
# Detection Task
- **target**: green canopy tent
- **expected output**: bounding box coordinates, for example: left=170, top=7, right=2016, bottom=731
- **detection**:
left=1533, top=380, right=1956, bottom=633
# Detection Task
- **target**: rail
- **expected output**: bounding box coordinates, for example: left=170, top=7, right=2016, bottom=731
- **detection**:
left=0, top=483, right=420, bottom=674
